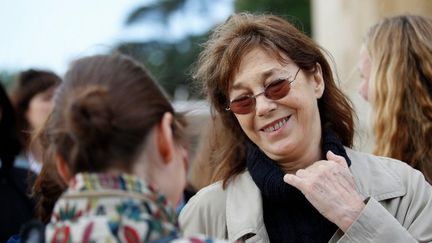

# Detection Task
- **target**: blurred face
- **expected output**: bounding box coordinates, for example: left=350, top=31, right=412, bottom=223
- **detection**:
left=358, top=44, right=371, bottom=101
left=229, top=47, right=324, bottom=169
left=26, top=87, right=55, bottom=130
left=166, top=144, right=188, bottom=205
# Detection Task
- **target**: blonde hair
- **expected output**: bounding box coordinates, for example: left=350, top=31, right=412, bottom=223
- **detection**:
left=366, top=15, right=432, bottom=183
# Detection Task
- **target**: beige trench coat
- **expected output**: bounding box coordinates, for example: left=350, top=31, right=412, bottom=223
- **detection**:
left=179, top=148, right=432, bottom=242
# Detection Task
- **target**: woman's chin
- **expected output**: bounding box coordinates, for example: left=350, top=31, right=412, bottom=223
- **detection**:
left=262, top=141, right=296, bottom=161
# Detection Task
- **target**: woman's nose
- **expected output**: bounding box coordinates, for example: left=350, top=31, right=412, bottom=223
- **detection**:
left=255, top=95, right=277, bottom=116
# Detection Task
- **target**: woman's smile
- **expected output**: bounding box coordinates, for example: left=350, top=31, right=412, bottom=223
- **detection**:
left=231, top=47, right=324, bottom=162
left=260, top=115, right=291, bottom=133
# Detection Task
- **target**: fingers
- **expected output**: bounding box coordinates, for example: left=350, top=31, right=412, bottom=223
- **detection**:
left=326, top=151, right=348, bottom=168
left=283, top=174, right=303, bottom=190
left=284, top=152, right=349, bottom=192
left=283, top=153, right=363, bottom=232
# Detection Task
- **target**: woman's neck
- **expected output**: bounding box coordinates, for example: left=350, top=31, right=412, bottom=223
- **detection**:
left=275, top=136, right=322, bottom=174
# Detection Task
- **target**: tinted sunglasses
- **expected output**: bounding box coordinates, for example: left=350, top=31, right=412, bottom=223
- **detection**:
left=225, top=68, right=301, bottom=114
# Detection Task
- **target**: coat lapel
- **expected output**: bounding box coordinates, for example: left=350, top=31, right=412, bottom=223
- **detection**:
left=226, top=172, right=270, bottom=242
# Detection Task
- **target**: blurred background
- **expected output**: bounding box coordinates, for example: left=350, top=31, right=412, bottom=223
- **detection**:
left=1, top=0, right=431, bottom=153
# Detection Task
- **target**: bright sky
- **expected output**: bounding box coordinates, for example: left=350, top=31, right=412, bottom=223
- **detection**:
left=0, top=0, right=233, bottom=75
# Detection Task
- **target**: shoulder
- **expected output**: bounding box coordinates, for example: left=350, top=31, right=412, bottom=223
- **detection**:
left=347, top=147, right=425, bottom=182
left=181, top=179, right=228, bottom=217
left=180, top=171, right=255, bottom=219
left=346, top=148, right=430, bottom=200
left=344, top=149, right=432, bottom=241
left=186, top=180, right=227, bottom=209
left=179, top=171, right=259, bottom=239
left=179, top=180, right=227, bottom=237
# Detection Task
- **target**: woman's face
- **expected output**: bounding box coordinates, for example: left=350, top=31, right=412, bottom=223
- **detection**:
left=26, top=87, right=55, bottom=130
left=229, top=47, right=324, bottom=167
left=358, top=44, right=371, bottom=101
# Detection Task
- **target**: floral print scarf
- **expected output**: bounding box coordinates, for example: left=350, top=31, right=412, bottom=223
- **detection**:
left=46, top=173, right=225, bottom=243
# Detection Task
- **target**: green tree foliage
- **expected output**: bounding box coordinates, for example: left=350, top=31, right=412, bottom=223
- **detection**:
left=116, top=35, right=207, bottom=98
left=235, top=0, right=311, bottom=36
left=125, top=0, right=187, bottom=26
left=0, top=71, right=17, bottom=90
left=116, top=0, right=215, bottom=98
left=116, top=0, right=310, bottom=98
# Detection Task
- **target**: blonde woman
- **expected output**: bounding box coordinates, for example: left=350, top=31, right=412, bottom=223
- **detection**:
left=358, top=15, right=432, bottom=183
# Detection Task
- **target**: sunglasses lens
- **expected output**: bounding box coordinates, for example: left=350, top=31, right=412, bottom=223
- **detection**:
left=265, top=79, right=290, bottom=100
left=229, top=96, right=254, bottom=114
left=228, top=74, right=295, bottom=115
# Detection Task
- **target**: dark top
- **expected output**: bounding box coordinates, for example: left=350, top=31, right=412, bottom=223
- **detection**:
left=0, top=167, right=36, bottom=243
left=246, top=128, right=350, bottom=243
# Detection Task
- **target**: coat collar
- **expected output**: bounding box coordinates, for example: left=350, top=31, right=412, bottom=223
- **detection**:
left=346, top=148, right=406, bottom=201
left=226, top=171, right=269, bottom=242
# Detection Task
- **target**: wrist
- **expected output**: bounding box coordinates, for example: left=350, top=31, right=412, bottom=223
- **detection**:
left=338, top=199, right=366, bottom=232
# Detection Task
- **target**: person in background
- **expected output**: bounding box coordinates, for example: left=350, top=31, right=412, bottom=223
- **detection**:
left=358, top=15, right=432, bottom=184
left=0, top=82, right=35, bottom=243
left=179, top=13, right=432, bottom=242
left=10, top=69, right=61, bottom=174
left=188, top=114, right=224, bottom=191
left=40, top=54, right=227, bottom=242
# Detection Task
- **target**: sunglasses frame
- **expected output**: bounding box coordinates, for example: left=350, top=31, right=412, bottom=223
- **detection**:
left=225, top=67, right=301, bottom=114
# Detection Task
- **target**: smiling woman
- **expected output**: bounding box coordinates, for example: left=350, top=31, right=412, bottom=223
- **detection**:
left=179, top=13, right=432, bottom=242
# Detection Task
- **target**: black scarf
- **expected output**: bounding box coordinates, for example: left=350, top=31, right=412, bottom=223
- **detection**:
left=246, top=128, right=351, bottom=243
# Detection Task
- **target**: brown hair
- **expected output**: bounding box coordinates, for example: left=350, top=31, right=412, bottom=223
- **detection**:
left=33, top=54, right=187, bottom=221
left=32, top=159, right=67, bottom=223
left=10, top=69, right=61, bottom=148
left=366, top=15, right=432, bottom=183
left=194, top=13, right=354, bottom=187
left=43, top=54, right=186, bottom=175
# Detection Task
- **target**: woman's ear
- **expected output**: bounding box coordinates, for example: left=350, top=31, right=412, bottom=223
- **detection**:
left=156, top=112, right=175, bottom=164
left=55, top=154, right=71, bottom=184
left=313, top=63, right=325, bottom=98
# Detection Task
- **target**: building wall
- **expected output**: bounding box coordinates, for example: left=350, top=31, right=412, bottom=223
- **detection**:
left=311, top=0, right=432, bottom=152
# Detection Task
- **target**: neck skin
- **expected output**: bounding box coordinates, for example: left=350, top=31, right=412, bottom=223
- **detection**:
left=132, top=138, right=162, bottom=194
left=131, top=126, right=183, bottom=208
left=275, top=125, right=322, bottom=174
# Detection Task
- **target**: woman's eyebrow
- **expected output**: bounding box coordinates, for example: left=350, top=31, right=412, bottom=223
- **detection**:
left=231, top=68, right=283, bottom=90
left=261, top=68, right=281, bottom=80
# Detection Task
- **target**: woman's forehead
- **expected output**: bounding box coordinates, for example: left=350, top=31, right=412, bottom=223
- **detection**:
left=231, top=48, right=293, bottom=85
left=238, top=46, right=291, bottom=65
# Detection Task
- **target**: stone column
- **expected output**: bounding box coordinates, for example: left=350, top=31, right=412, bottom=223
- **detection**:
left=311, top=0, right=432, bottom=152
